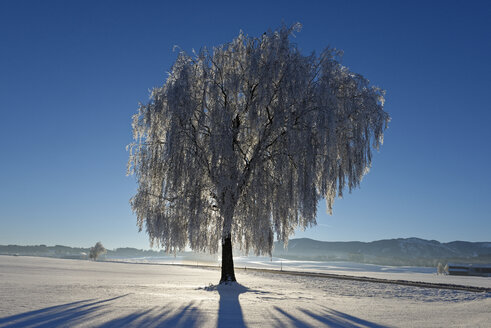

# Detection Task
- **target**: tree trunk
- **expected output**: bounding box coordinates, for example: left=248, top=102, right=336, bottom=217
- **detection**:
left=220, top=233, right=236, bottom=284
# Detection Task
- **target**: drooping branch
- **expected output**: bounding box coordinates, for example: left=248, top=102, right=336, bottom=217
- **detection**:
left=128, top=23, right=389, bottom=259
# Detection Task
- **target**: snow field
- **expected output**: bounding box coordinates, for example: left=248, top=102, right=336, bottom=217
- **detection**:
left=110, top=255, right=491, bottom=289
left=0, top=255, right=489, bottom=327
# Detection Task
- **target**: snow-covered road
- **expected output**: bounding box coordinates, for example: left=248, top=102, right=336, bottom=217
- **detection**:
left=0, top=256, right=489, bottom=327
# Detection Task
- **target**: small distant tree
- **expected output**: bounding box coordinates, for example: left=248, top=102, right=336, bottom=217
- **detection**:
left=437, top=262, right=444, bottom=275
left=128, top=24, right=389, bottom=284
left=89, top=242, right=106, bottom=261
left=444, top=263, right=449, bottom=275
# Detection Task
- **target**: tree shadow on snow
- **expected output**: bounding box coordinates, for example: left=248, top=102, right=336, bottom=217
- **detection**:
left=0, top=295, right=207, bottom=328
left=216, top=283, right=246, bottom=328
left=0, top=290, right=391, bottom=327
left=98, top=301, right=204, bottom=328
left=201, top=282, right=270, bottom=328
left=271, top=305, right=390, bottom=328
left=0, top=294, right=129, bottom=328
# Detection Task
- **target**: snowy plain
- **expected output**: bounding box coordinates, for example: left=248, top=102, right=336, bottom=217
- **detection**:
left=111, top=255, right=491, bottom=289
left=0, top=255, right=489, bottom=327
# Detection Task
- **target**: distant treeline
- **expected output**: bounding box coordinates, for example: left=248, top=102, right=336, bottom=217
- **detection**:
left=2, top=237, right=491, bottom=267
left=0, top=244, right=169, bottom=259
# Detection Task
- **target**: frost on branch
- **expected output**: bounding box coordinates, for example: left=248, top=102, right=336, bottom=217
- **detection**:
left=127, top=24, right=389, bottom=256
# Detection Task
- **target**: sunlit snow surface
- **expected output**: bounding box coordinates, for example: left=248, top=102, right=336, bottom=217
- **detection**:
left=112, top=255, right=491, bottom=289
left=1, top=255, right=489, bottom=327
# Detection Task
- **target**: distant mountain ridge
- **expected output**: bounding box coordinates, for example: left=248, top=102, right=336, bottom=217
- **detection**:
left=273, top=237, right=491, bottom=266
left=1, top=237, right=490, bottom=267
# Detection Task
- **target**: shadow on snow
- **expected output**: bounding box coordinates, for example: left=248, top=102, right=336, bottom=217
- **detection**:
left=0, top=295, right=129, bottom=328
left=271, top=306, right=389, bottom=328
left=201, top=282, right=252, bottom=327
left=0, top=294, right=203, bottom=328
left=0, top=288, right=389, bottom=327
left=202, top=282, right=388, bottom=328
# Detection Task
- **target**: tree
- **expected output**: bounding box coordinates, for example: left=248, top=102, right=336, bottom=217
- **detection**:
left=89, top=242, right=106, bottom=261
left=437, top=262, right=444, bottom=275
left=128, top=24, right=389, bottom=284
left=444, top=263, right=449, bottom=275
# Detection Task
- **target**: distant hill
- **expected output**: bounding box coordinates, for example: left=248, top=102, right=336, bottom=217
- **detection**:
left=2, top=237, right=490, bottom=267
left=0, top=244, right=168, bottom=260
left=273, top=238, right=491, bottom=266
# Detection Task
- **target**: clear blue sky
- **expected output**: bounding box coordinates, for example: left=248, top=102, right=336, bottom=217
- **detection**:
left=1, top=0, right=490, bottom=249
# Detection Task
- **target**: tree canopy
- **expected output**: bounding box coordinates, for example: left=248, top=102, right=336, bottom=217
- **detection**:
left=89, top=242, right=106, bottom=261
left=128, top=24, right=389, bottom=260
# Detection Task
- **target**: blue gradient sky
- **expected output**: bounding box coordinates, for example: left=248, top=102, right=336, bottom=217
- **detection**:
left=1, top=1, right=490, bottom=249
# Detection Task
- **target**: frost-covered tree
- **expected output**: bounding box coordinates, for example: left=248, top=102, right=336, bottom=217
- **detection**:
left=89, top=242, right=106, bottom=261
left=437, top=262, right=443, bottom=274
left=444, top=263, right=449, bottom=275
left=128, top=24, right=389, bottom=283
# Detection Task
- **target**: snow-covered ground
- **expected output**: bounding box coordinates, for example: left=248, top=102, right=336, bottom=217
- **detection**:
left=0, top=255, right=489, bottom=327
left=110, top=255, right=491, bottom=289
